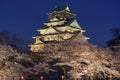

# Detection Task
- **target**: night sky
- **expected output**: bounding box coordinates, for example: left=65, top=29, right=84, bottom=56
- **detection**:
left=0, top=0, right=120, bottom=47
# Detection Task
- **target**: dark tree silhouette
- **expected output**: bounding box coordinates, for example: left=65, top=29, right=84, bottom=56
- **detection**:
left=11, top=34, right=25, bottom=51
left=111, top=28, right=120, bottom=39
left=107, top=28, right=120, bottom=47
left=0, top=31, right=26, bottom=52
left=0, top=31, right=9, bottom=44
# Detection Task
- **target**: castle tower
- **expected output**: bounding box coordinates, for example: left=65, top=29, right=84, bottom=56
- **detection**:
left=29, top=5, right=89, bottom=52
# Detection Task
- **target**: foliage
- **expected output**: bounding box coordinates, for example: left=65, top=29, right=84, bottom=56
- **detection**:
left=0, top=35, right=120, bottom=80
left=41, top=36, right=120, bottom=79
left=0, top=31, right=9, bottom=44
left=107, top=28, right=120, bottom=47
left=111, top=28, right=120, bottom=39
left=0, top=44, right=52, bottom=80
left=0, top=31, right=26, bottom=51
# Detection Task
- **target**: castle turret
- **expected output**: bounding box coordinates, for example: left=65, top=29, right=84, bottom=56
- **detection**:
left=29, top=5, right=89, bottom=52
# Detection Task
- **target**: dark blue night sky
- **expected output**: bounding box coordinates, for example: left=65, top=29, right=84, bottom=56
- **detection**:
left=0, top=0, right=120, bottom=47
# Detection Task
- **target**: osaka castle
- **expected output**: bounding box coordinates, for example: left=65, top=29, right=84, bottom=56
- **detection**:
left=29, top=5, right=89, bottom=52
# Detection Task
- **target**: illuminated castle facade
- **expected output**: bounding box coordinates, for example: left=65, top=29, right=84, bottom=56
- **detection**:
left=29, top=5, right=89, bottom=52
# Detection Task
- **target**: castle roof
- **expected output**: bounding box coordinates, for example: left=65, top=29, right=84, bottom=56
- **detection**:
left=33, top=31, right=79, bottom=38
left=67, top=19, right=81, bottom=29
left=37, top=18, right=83, bottom=33
left=53, top=5, right=70, bottom=12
